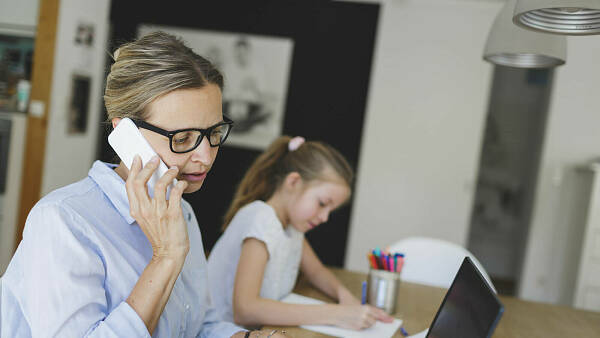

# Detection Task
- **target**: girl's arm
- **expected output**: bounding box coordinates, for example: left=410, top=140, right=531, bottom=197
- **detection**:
left=299, top=239, right=360, bottom=305
left=233, top=238, right=389, bottom=330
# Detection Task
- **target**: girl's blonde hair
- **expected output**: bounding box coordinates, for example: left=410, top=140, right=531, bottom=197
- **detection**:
left=222, top=135, right=354, bottom=230
left=104, top=31, right=223, bottom=121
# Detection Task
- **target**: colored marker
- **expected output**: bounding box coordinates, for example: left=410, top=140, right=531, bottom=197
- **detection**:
left=400, top=327, right=409, bottom=336
left=368, top=253, right=378, bottom=269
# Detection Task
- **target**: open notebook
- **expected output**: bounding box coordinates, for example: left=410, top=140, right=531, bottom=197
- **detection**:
left=281, top=293, right=403, bottom=338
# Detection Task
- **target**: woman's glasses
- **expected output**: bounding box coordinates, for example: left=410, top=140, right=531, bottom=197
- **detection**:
left=133, top=116, right=234, bottom=153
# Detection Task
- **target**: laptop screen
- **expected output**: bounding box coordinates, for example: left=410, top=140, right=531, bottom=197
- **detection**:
left=426, top=257, right=504, bottom=338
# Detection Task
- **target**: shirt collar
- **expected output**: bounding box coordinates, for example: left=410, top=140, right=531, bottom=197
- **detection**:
left=88, top=160, right=136, bottom=224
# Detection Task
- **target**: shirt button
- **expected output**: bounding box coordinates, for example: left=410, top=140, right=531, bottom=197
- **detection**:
left=185, top=304, right=190, bottom=310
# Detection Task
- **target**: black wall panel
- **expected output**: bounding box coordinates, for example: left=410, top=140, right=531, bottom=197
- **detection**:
left=99, top=0, right=379, bottom=266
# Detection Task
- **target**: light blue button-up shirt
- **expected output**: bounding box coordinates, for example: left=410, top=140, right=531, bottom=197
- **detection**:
left=1, top=160, right=243, bottom=337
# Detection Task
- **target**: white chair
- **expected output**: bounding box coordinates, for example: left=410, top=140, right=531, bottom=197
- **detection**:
left=387, top=236, right=496, bottom=292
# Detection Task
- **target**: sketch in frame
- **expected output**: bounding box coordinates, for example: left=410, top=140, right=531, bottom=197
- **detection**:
left=138, top=25, right=294, bottom=150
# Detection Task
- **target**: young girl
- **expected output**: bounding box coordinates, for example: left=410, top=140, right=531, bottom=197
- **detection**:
left=207, top=135, right=393, bottom=330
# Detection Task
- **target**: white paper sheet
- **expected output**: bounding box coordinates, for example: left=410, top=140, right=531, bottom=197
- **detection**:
left=281, top=293, right=403, bottom=338
left=406, top=329, right=428, bottom=338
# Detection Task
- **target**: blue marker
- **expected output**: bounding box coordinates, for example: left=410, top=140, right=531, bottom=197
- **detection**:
left=400, top=327, right=409, bottom=336
left=361, top=281, right=367, bottom=304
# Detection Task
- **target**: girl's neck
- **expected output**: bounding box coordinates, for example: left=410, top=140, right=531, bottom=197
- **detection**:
left=266, top=192, right=289, bottom=229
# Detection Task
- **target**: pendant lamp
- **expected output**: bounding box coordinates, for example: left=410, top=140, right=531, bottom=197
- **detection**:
left=484, top=0, right=566, bottom=68
left=513, top=0, right=600, bottom=35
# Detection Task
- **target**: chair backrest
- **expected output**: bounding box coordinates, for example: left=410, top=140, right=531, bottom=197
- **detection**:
left=388, top=236, right=496, bottom=292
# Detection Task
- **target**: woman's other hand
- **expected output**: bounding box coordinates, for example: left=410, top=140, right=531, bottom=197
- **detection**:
left=126, top=155, right=190, bottom=261
left=231, top=330, right=290, bottom=338
left=332, top=304, right=394, bottom=330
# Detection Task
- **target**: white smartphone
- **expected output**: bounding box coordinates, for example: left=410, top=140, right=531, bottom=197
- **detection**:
left=108, top=117, right=177, bottom=198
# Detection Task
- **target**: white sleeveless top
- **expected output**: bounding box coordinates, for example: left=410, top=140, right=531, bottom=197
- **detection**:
left=207, top=200, right=304, bottom=323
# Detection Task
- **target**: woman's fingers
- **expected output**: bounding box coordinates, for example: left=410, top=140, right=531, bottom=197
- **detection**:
left=167, top=180, right=188, bottom=215
left=153, top=166, right=179, bottom=206
left=123, top=156, right=190, bottom=260
left=132, top=155, right=159, bottom=204
left=125, top=155, right=143, bottom=218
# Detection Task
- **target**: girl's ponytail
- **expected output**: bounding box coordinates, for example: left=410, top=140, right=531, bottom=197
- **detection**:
left=222, top=136, right=292, bottom=230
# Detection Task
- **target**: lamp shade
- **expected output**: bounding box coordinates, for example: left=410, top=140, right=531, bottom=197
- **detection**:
left=484, top=0, right=566, bottom=68
left=513, top=0, right=600, bottom=35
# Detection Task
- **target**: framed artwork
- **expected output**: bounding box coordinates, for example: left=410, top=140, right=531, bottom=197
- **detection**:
left=67, top=74, right=91, bottom=134
left=138, top=25, right=294, bottom=150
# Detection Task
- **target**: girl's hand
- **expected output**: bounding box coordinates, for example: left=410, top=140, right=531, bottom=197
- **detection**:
left=333, top=304, right=394, bottom=330
left=126, top=155, right=190, bottom=261
left=337, top=288, right=361, bottom=306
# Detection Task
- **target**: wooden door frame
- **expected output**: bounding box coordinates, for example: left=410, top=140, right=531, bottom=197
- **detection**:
left=14, top=0, right=60, bottom=250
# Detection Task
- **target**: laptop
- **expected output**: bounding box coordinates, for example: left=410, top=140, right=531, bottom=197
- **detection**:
left=426, top=257, right=504, bottom=338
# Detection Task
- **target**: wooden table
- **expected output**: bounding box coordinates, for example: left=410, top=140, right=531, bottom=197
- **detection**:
left=264, top=268, right=600, bottom=337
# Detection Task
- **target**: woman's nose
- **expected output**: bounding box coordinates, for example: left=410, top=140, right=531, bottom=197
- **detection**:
left=190, top=136, right=213, bottom=163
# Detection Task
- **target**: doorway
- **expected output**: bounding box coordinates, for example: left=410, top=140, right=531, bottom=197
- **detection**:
left=467, top=66, right=554, bottom=295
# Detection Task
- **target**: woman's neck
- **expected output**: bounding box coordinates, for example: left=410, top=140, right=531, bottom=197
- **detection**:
left=114, top=162, right=129, bottom=182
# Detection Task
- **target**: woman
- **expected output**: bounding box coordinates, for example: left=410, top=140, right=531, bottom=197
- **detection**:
left=0, top=31, right=284, bottom=338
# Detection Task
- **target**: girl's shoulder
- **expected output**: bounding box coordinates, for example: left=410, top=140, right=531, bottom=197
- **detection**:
left=236, top=200, right=275, bottom=219
left=231, top=200, right=281, bottom=231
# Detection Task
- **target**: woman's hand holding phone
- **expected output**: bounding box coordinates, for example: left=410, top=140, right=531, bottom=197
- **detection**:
left=126, top=154, right=190, bottom=261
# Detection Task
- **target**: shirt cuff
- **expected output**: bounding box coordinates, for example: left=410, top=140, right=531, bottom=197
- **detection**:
left=221, top=324, right=247, bottom=338
left=108, top=301, right=151, bottom=338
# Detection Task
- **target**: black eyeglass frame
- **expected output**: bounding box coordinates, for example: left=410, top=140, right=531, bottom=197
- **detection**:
left=133, top=115, right=234, bottom=153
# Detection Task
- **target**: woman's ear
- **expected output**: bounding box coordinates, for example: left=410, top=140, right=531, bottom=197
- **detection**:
left=111, top=117, right=122, bottom=129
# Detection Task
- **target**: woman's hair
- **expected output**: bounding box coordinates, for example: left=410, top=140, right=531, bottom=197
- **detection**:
left=222, top=135, right=354, bottom=230
left=104, top=31, right=224, bottom=121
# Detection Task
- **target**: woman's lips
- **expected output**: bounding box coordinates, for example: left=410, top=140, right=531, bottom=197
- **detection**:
left=308, top=222, right=318, bottom=229
left=181, top=172, right=207, bottom=182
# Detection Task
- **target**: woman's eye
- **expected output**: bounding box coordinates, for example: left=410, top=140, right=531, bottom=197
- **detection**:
left=173, top=132, right=193, bottom=144
left=319, top=200, right=326, bottom=207
left=174, top=136, right=189, bottom=144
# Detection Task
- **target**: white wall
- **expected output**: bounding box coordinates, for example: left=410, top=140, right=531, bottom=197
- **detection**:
left=41, top=0, right=110, bottom=196
left=345, top=0, right=502, bottom=272
left=344, top=0, right=600, bottom=307
left=0, top=0, right=39, bottom=37
left=519, top=35, right=600, bottom=305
